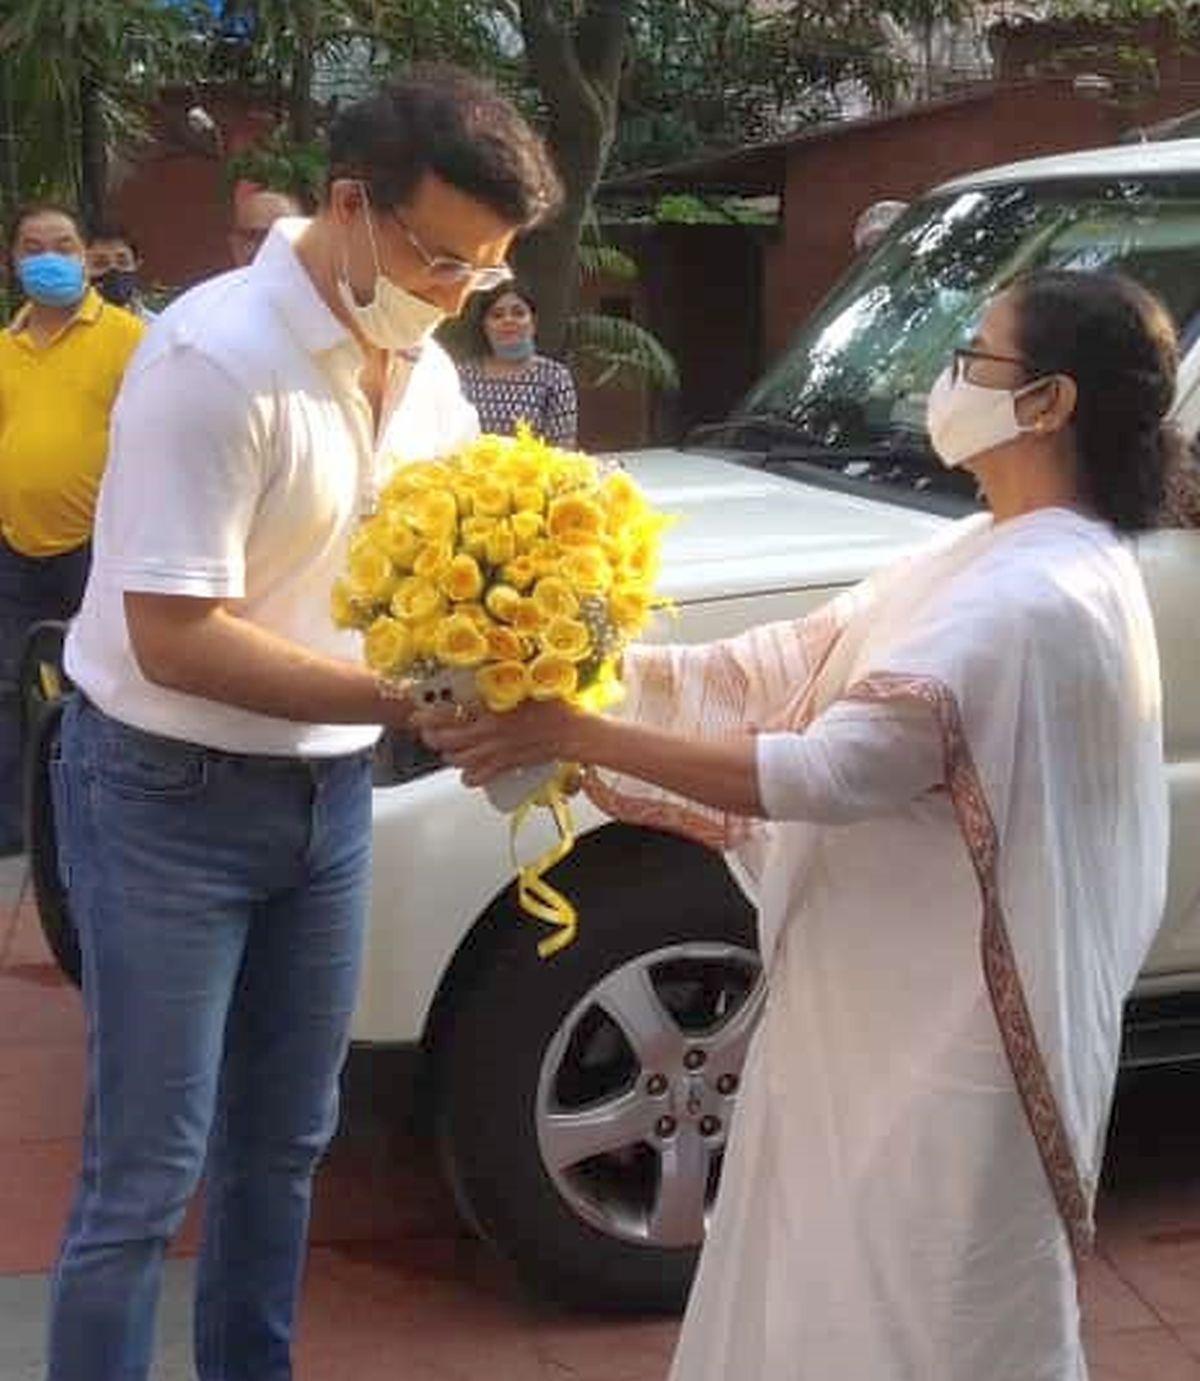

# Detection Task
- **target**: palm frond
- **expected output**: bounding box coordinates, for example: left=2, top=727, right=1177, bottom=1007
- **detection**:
left=565, top=312, right=680, bottom=392
left=577, top=242, right=639, bottom=281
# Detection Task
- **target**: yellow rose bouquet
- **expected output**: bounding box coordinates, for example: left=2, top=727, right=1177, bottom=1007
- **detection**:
left=332, top=426, right=670, bottom=956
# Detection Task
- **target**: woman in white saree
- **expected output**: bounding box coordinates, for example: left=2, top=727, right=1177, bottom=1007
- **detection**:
left=416, top=271, right=1177, bottom=1381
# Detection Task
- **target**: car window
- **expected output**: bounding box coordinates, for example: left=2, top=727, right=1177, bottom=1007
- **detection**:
left=710, top=175, right=1200, bottom=503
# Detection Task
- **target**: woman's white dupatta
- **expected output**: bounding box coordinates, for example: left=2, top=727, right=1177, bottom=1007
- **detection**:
left=586, top=508, right=1168, bottom=1275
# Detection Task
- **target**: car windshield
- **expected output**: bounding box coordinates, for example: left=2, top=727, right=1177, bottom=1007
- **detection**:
left=711, top=175, right=1200, bottom=498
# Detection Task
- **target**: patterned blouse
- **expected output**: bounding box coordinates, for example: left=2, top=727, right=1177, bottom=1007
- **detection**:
left=459, top=356, right=579, bottom=448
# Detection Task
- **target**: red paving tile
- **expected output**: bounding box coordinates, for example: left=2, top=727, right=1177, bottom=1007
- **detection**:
left=0, top=1045, right=84, bottom=1142
left=308, top=1135, right=463, bottom=1248
left=0, top=1139, right=78, bottom=1274
left=0, top=967, right=84, bottom=1047
left=1096, top=1238, right=1200, bottom=1329
left=295, top=1243, right=677, bottom=1381
left=1080, top=1253, right=1161, bottom=1333
left=1085, top=1327, right=1200, bottom=1380
left=1, top=898, right=57, bottom=969
left=4, top=912, right=1199, bottom=1376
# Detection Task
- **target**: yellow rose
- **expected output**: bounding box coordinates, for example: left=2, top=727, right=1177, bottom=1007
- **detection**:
left=620, top=538, right=660, bottom=584
left=529, top=653, right=578, bottom=701
left=440, top=553, right=484, bottom=603
left=560, top=546, right=613, bottom=594
left=484, top=521, right=518, bottom=567
left=486, top=624, right=526, bottom=662
left=330, top=578, right=368, bottom=630
left=510, top=510, right=543, bottom=550
left=530, top=542, right=562, bottom=578
left=377, top=514, right=420, bottom=568
left=541, top=617, right=591, bottom=663
left=345, top=545, right=398, bottom=603
left=548, top=494, right=605, bottom=544
left=434, top=613, right=489, bottom=667
left=348, top=517, right=384, bottom=558
left=391, top=577, right=446, bottom=625
left=511, top=598, right=546, bottom=637
left=450, top=481, right=477, bottom=517
left=609, top=585, right=652, bottom=631
left=512, top=484, right=545, bottom=514
left=460, top=516, right=495, bottom=559
left=600, top=469, right=647, bottom=527
left=476, top=660, right=530, bottom=713
left=474, top=480, right=512, bottom=518
left=363, top=616, right=414, bottom=676
left=531, top=576, right=579, bottom=620
left=456, top=601, right=493, bottom=630
left=413, top=542, right=453, bottom=581
left=410, top=618, right=440, bottom=657
left=396, top=461, right=452, bottom=492
left=485, top=585, right=522, bottom=623
left=502, top=556, right=538, bottom=591
left=409, top=488, right=459, bottom=537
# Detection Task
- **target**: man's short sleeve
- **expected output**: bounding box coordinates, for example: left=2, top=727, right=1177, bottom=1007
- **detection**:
left=100, top=344, right=268, bottom=599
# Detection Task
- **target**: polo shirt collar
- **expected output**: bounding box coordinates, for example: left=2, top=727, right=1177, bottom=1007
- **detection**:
left=254, top=217, right=354, bottom=359
left=10, top=286, right=105, bottom=338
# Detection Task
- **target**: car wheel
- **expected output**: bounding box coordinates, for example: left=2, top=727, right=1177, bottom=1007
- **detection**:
left=27, top=699, right=81, bottom=987
left=429, top=824, right=763, bottom=1312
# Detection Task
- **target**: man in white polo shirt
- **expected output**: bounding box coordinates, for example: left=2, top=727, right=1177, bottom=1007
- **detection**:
left=46, top=69, right=561, bottom=1381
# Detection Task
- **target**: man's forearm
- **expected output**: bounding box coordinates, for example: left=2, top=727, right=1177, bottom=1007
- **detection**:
left=571, top=715, right=764, bottom=818
left=127, top=598, right=401, bottom=727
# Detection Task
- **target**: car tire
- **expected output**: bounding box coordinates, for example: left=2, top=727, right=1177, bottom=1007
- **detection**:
left=428, top=822, right=762, bottom=1313
left=27, top=699, right=81, bottom=987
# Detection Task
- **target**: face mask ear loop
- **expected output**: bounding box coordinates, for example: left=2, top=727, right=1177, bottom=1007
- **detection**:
left=1013, top=373, right=1060, bottom=434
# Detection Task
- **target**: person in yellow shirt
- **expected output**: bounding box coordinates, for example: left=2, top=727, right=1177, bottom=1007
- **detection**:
left=0, top=202, right=144, bottom=853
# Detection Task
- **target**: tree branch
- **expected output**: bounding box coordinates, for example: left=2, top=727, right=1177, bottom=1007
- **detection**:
left=519, top=0, right=584, bottom=109
left=577, top=0, right=629, bottom=96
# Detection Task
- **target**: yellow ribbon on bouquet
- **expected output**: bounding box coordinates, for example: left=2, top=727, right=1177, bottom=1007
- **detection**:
left=510, top=767, right=579, bottom=959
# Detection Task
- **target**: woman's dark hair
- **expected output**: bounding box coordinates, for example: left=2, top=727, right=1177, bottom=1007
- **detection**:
left=1013, top=269, right=1183, bottom=532
left=327, top=66, right=562, bottom=230
left=469, top=281, right=537, bottom=357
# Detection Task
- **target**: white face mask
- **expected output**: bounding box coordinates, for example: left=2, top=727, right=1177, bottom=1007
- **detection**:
left=336, top=192, right=445, bottom=351
left=926, top=366, right=1044, bottom=470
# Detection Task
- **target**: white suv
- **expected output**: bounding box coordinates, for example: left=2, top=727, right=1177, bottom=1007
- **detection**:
left=29, top=138, right=1200, bottom=1314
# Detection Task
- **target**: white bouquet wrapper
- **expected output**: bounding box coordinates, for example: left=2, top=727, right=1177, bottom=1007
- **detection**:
left=411, top=665, right=559, bottom=813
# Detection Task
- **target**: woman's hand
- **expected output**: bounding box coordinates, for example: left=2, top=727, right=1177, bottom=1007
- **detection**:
left=413, top=698, right=588, bottom=787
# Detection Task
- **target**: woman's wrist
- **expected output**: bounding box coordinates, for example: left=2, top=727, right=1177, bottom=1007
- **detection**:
left=563, top=707, right=611, bottom=767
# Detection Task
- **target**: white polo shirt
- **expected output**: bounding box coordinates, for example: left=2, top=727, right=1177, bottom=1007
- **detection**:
left=66, top=218, right=478, bottom=756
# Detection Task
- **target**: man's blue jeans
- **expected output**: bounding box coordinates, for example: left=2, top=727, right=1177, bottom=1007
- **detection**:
left=46, top=696, right=373, bottom=1381
left=0, top=538, right=90, bottom=854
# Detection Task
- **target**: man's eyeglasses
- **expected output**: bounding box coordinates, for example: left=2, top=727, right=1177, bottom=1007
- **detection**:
left=393, top=213, right=512, bottom=293
left=951, top=346, right=1031, bottom=385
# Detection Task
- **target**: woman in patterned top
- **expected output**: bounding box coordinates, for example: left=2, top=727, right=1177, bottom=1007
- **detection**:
left=459, top=283, right=578, bottom=447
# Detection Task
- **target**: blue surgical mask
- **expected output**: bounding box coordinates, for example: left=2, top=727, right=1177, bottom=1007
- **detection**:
left=18, top=252, right=87, bottom=308
left=494, top=337, right=535, bottom=363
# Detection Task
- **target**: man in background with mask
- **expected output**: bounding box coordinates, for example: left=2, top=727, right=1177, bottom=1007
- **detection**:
left=46, top=69, right=561, bottom=1381
left=0, top=203, right=143, bottom=856
left=86, top=224, right=157, bottom=321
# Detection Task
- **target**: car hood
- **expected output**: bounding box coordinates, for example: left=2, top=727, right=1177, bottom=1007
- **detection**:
left=621, top=448, right=953, bottom=604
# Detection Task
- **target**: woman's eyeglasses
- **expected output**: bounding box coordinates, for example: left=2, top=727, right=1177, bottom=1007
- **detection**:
left=951, top=346, right=1031, bottom=385
left=393, top=214, right=512, bottom=293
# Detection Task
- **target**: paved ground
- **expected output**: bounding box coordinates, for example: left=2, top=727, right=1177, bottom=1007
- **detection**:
left=5, top=853, right=1200, bottom=1379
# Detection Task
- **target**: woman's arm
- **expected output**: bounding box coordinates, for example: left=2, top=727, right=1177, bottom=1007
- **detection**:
left=542, top=361, right=579, bottom=449
left=416, top=695, right=943, bottom=825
